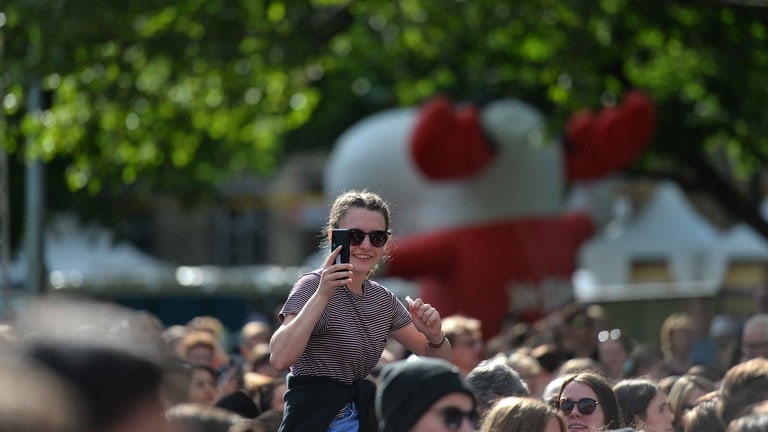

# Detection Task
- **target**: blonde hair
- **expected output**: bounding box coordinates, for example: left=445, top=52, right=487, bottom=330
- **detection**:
left=660, top=313, right=694, bottom=356
left=668, top=374, right=716, bottom=428
left=506, top=351, right=543, bottom=378
left=443, top=314, right=483, bottom=342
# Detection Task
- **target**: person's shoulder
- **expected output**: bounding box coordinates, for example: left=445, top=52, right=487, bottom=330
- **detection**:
left=289, top=269, right=322, bottom=293
left=365, top=278, right=395, bottom=296
left=298, top=268, right=322, bottom=280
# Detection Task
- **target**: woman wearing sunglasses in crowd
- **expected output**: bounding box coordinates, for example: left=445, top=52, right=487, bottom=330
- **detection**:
left=270, top=190, right=453, bottom=432
left=480, top=396, right=567, bottom=432
left=613, top=378, right=675, bottom=432
left=557, top=372, right=625, bottom=431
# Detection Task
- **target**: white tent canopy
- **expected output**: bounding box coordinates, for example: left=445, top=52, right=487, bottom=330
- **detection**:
left=719, top=198, right=768, bottom=262
left=8, top=214, right=307, bottom=296
left=720, top=225, right=768, bottom=261
left=575, top=181, right=725, bottom=302
left=10, top=214, right=174, bottom=291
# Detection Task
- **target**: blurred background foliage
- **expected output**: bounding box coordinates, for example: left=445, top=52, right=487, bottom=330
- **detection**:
left=2, top=0, right=768, bottom=247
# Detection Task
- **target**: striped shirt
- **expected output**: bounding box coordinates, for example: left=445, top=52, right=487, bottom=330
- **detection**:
left=279, top=269, right=412, bottom=384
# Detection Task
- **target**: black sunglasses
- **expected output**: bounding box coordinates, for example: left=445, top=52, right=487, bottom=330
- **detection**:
left=558, top=398, right=600, bottom=415
left=435, top=407, right=478, bottom=430
left=348, top=228, right=390, bottom=248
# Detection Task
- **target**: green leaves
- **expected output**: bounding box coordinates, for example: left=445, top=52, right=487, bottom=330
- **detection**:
left=2, top=0, right=767, bottom=216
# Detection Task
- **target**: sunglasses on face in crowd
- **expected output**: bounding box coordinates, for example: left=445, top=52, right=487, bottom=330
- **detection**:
left=558, top=398, right=600, bottom=416
left=348, top=228, right=390, bottom=248
left=434, top=407, right=478, bottom=430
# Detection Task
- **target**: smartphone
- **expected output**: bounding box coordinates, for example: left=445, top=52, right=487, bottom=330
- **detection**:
left=331, top=229, right=350, bottom=264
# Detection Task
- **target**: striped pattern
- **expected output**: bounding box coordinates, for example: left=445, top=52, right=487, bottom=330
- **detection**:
left=279, top=270, right=412, bottom=384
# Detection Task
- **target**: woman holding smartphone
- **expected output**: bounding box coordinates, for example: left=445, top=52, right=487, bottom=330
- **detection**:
left=270, top=189, right=453, bottom=432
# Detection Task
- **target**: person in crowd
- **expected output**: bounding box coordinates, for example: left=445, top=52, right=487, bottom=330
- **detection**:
left=709, top=313, right=740, bottom=373
left=269, top=190, right=452, bottom=431
left=252, top=376, right=287, bottom=413
left=506, top=350, right=549, bottom=398
left=667, top=373, right=716, bottom=431
left=189, top=316, right=231, bottom=366
left=254, top=409, right=283, bottom=432
left=466, top=358, right=530, bottom=421
left=181, top=330, right=221, bottom=367
left=556, top=372, right=625, bottom=431
left=187, top=363, right=221, bottom=406
left=247, top=343, right=282, bottom=378
left=180, top=328, right=241, bottom=400
left=13, top=297, right=174, bottom=432
left=531, top=343, right=567, bottom=391
left=443, top=314, right=485, bottom=375
left=658, top=375, right=680, bottom=395
left=163, top=325, right=190, bottom=358
left=740, top=313, right=768, bottom=361
left=215, top=388, right=260, bottom=419
left=597, top=328, right=633, bottom=384
left=660, top=313, right=696, bottom=376
left=681, top=391, right=722, bottom=432
left=0, top=349, right=85, bottom=432
left=376, top=357, right=477, bottom=432
left=627, top=342, right=669, bottom=381
left=484, top=321, right=531, bottom=358
left=188, top=315, right=228, bottom=347
left=559, top=303, right=600, bottom=360
left=239, top=321, right=272, bottom=358
left=166, top=403, right=243, bottom=432
left=480, top=396, right=567, bottom=432
left=229, top=419, right=269, bottom=432
left=751, top=284, right=768, bottom=315
left=542, top=375, right=567, bottom=408
left=717, top=357, right=768, bottom=428
left=725, top=399, right=768, bottom=432
left=613, top=378, right=675, bottom=432
left=558, top=356, right=606, bottom=377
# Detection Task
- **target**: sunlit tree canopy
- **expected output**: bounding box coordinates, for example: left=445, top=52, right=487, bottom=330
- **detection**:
left=2, top=0, right=768, bottom=238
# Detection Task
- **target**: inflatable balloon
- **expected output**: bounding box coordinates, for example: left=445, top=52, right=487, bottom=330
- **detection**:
left=325, top=91, right=655, bottom=338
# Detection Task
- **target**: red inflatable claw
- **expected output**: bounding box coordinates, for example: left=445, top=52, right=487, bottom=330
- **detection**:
left=410, top=96, right=495, bottom=180
left=565, top=90, right=656, bottom=180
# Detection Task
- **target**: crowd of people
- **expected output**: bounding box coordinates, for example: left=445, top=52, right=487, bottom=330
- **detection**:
left=3, top=189, right=768, bottom=432
left=3, top=287, right=768, bottom=432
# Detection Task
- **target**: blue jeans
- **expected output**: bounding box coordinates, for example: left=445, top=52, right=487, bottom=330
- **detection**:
left=328, top=402, right=359, bottom=432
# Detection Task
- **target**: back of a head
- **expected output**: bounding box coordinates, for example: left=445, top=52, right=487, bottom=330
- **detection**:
left=479, top=396, right=566, bottom=432
left=0, top=351, right=85, bottom=432
left=726, top=400, right=768, bottom=432
left=12, top=297, right=171, bottom=432
left=558, top=357, right=606, bottom=376
left=215, top=389, right=260, bottom=419
left=467, top=359, right=530, bottom=414
left=682, top=394, right=724, bottom=432
left=27, top=341, right=165, bottom=432
left=667, top=373, right=716, bottom=426
left=240, top=321, right=271, bottom=349
left=229, top=419, right=268, bottom=432
left=442, top=314, right=483, bottom=340
left=376, top=358, right=476, bottom=432
left=718, top=358, right=768, bottom=426
left=613, top=378, right=661, bottom=429
left=167, top=403, right=244, bottom=432
left=253, top=409, right=283, bottom=432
